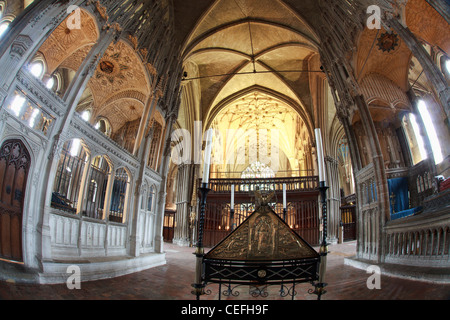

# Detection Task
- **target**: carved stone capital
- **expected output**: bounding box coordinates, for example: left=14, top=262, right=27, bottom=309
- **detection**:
left=10, top=35, right=33, bottom=60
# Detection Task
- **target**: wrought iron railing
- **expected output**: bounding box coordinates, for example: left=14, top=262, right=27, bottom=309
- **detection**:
left=206, top=176, right=319, bottom=194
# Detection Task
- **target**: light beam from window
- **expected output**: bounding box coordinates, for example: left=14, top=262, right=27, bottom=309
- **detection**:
left=409, top=113, right=428, bottom=161
left=418, top=100, right=443, bottom=164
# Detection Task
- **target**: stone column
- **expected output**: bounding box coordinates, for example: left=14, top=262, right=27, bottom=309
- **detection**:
left=154, top=114, right=176, bottom=253
left=173, top=162, right=195, bottom=247
left=355, top=94, right=390, bottom=263
left=129, top=124, right=155, bottom=257
left=325, top=156, right=341, bottom=244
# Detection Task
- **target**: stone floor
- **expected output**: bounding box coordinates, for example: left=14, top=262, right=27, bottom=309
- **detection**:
left=0, top=241, right=449, bottom=301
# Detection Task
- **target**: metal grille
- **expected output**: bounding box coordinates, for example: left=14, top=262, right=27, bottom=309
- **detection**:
left=109, top=168, right=129, bottom=223
left=201, top=177, right=320, bottom=247
left=84, top=157, right=109, bottom=220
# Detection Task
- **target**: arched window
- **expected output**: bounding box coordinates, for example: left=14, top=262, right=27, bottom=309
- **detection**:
left=109, top=168, right=129, bottom=223
left=46, top=77, right=55, bottom=90
left=0, top=21, right=10, bottom=38
left=437, top=53, right=450, bottom=80
left=51, top=139, right=88, bottom=213
left=417, top=100, right=443, bottom=164
left=45, top=72, right=62, bottom=92
left=29, top=61, right=45, bottom=79
left=95, top=118, right=112, bottom=136
left=6, top=91, right=54, bottom=136
left=401, top=113, right=427, bottom=165
left=84, top=156, right=110, bottom=219
left=80, top=109, right=91, bottom=122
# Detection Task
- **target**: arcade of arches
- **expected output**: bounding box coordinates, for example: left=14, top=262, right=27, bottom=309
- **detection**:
left=0, top=0, right=448, bottom=286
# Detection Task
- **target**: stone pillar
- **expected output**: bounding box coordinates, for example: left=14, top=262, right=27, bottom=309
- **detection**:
left=355, top=94, right=390, bottom=263
left=154, top=114, right=176, bottom=253
left=325, top=156, right=341, bottom=244
left=173, top=162, right=195, bottom=247
left=129, top=124, right=156, bottom=257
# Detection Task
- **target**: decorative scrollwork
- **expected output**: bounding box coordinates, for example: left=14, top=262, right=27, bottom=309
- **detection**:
left=249, top=285, right=269, bottom=298
left=222, top=284, right=240, bottom=297
left=205, top=282, right=303, bottom=300
left=279, top=284, right=297, bottom=299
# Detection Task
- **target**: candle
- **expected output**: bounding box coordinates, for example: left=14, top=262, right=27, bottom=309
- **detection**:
left=202, top=129, right=213, bottom=184
left=314, top=128, right=326, bottom=183
left=231, top=184, right=235, bottom=209
left=283, top=183, right=286, bottom=209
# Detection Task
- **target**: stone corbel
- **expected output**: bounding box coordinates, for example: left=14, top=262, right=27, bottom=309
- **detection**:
left=9, top=35, right=33, bottom=60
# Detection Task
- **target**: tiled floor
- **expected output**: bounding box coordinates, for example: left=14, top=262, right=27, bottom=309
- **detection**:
left=0, top=241, right=449, bottom=300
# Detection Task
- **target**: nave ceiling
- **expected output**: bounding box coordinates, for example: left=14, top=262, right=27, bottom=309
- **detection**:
left=27, top=0, right=449, bottom=164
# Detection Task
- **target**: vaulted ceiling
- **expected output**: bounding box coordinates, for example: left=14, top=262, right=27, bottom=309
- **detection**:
left=31, top=0, right=448, bottom=159
left=177, top=0, right=322, bottom=133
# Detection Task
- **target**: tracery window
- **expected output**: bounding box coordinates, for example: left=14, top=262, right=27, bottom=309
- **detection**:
left=417, top=100, right=443, bottom=165
left=51, top=139, right=88, bottom=213
left=402, top=113, right=427, bottom=165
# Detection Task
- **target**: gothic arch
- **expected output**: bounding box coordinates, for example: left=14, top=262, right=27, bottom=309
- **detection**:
left=204, top=85, right=314, bottom=139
